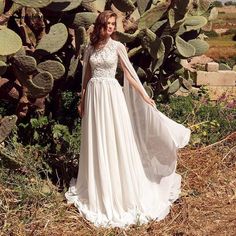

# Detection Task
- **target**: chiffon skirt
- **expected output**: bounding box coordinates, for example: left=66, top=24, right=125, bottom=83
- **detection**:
left=65, top=77, right=182, bottom=228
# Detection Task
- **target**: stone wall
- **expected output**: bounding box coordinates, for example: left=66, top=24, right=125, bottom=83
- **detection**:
left=196, top=62, right=236, bottom=100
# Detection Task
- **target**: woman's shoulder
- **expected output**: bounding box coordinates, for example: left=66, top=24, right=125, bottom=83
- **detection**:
left=111, top=38, right=126, bottom=51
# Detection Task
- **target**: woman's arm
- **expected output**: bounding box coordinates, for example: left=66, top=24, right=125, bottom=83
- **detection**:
left=118, top=54, right=156, bottom=107
left=78, top=47, right=92, bottom=117
left=81, top=61, right=91, bottom=100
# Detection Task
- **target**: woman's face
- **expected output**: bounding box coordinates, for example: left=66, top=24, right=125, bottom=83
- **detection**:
left=105, top=16, right=116, bottom=36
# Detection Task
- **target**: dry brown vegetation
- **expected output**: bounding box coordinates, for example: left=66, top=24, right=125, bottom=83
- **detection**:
left=1, top=132, right=235, bottom=236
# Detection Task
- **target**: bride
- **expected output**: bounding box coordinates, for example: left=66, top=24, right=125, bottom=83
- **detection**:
left=65, top=10, right=191, bottom=228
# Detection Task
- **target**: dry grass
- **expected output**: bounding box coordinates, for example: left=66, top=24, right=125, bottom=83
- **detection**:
left=205, top=46, right=236, bottom=60
left=0, top=133, right=236, bottom=236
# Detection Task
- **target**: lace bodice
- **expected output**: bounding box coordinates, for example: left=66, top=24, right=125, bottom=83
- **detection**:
left=89, top=38, right=118, bottom=78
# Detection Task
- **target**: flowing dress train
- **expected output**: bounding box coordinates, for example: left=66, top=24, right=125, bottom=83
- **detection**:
left=65, top=37, right=191, bottom=228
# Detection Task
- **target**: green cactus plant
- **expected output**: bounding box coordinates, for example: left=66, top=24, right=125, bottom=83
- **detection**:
left=0, top=0, right=5, bottom=15
left=111, top=0, right=135, bottom=12
left=37, top=60, right=65, bottom=80
left=188, top=38, right=209, bottom=56
left=29, top=72, right=54, bottom=98
left=138, top=2, right=170, bottom=29
left=71, top=12, right=97, bottom=29
left=176, top=36, right=196, bottom=58
left=46, top=0, right=82, bottom=12
left=168, top=78, right=181, bottom=95
left=12, top=55, right=37, bottom=74
left=0, top=0, right=214, bottom=117
left=0, top=27, right=22, bottom=56
left=12, top=0, right=52, bottom=8
left=136, top=0, right=151, bottom=15
left=35, top=23, right=68, bottom=54
left=0, top=115, right=18, bottom=143
left=115, top=30, right=140, bottom=43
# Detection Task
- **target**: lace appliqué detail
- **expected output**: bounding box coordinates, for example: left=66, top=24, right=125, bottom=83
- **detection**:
left=89, top=38, right=118, bottom=79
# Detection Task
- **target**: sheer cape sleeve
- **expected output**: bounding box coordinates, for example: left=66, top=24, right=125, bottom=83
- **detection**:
left=81, top=44, right=92, bottom=91
left=117, top=41, right=191, bottom=177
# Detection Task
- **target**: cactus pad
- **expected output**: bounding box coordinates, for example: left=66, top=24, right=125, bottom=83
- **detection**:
left=111, top=0, right=135, bottom=12
left=0, top=0, right=5, bottom=14
left=12, top=0, right=52, bottom=8
left=13, top=55, right=37, bottom=74
left=0, top=27, right=22, bottom=56
left=138, top=2, right=169, bottom=29
left=46, top=0, right=82, bottom=12
left=188, top=39, right=209, bottom=56
left=35, top=23, right=68, bottom=54
left=168, top=79, right=180, bottom=95
left=32, top=72, right=54, bottom=92
left=0, top=115, right=17, bottom=143
left=72, top=12, right=97, bottom=29
left=67, top=55, right=80, bottom=79
left=184, top=16, right=208, bottom=31
left=176, top=36, right=196, bottom=58
left=115, top=30, right=140, bottom=43
left=37, top=60, right=65, bottom=80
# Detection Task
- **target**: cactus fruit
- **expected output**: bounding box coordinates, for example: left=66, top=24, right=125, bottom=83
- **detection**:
left=0, top=27, right=22, bottom=56
left=12, top=56, right=37, bottom=74
left=37, top=60, right=65, bottom=80
left=35, top=23, right=68, bottom=54
left=46, top=0, right=82, bottom=12
left=12, top=0, right=52, bottom=8
left=0, top=61, right=7, bottom=76
left=0, top=115, right=17, bottom=143
left=176, top=36, right=196, bottom=58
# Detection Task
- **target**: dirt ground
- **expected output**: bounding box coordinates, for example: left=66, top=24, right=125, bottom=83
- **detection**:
left=1, top=132, right=235, bottom=236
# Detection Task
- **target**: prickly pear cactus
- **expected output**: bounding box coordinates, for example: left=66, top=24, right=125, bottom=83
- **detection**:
left=0, top=115, right=17, bottom=143
left=12, top=55, right=37, bottom=74
left=37, top=60, right=65, bottom=80
left=0, top=0, right=214, bottom=118
left=0, top=27, right=22, bottom=56
left=46, top=0, right=83, bottom=12
left=35, top=23, right=68, bottom=54
left=12, top=0, right=52, bottom=8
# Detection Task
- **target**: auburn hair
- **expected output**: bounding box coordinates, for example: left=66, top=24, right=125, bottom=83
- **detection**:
left=90, top=10, right=117, bottom=47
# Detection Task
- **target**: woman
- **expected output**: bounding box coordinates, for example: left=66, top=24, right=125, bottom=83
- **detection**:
left=65, top=10, right=191, bottom=228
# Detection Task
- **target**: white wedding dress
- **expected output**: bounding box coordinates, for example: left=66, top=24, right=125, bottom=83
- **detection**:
left=65, top=37, right=191, bottom=228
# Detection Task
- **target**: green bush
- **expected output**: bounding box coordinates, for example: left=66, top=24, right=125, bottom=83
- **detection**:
left=157, top=89, right=236, bottom=146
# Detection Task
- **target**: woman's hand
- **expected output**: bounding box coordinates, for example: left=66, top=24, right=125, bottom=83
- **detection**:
left=142, top=94, right=156, bottom=108
left=78, top=99, right=85, bottom=118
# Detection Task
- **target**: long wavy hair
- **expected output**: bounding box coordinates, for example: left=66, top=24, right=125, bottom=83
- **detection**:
left=90, top=10, right=117, bottom=47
